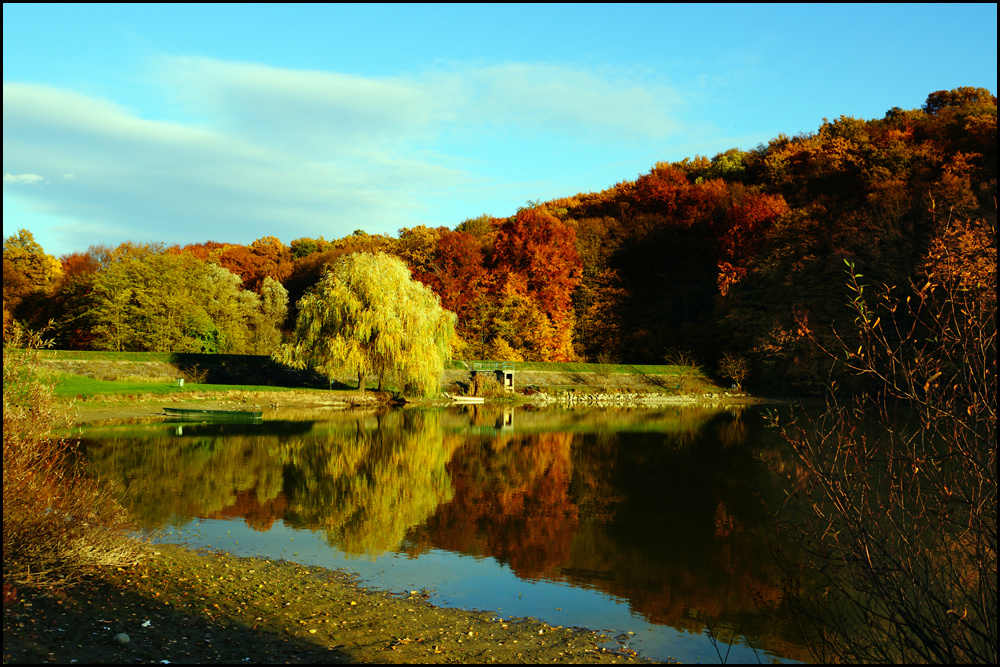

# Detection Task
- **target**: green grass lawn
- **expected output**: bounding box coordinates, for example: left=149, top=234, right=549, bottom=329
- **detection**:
left=49, top=372, right=310, bottom=399
left=43, top=350, right=711, bottom=399
left=448, top=360, right=690, bottom=375
left=45, top=350, right=689, bottom=376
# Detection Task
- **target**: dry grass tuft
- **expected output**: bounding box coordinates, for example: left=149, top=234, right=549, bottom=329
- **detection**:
left=471, top=372, right=508, bottom=398
left=3, top=325, right=145, bottom=587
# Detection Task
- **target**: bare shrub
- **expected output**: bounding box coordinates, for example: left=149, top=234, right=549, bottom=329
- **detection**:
left=594, top=351, right=619, bottom=390
left=664, top=348, right=701, bottom=392
left=181, top=363, right=209, bottom=384
left=771, top=251, right=996, bottom=663
left=3, top=325, right=144, bottom=586
left=717, top=353, right=750, bottom=391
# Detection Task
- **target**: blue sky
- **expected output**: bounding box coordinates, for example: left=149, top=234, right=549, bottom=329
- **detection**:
left=3, top=3, right=997, bottom=258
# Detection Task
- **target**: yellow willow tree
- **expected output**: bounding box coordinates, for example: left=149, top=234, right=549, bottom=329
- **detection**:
left=278, top=252, right=456, bottom=397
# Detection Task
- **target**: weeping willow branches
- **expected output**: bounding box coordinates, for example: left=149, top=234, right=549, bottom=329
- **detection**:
left=277, top=252, right=456, bottom=397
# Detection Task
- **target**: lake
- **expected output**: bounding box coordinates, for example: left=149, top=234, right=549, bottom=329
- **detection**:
left=78, top=403, right=811, bottom=663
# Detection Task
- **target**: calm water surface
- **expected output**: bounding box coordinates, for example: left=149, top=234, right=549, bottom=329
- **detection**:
left=79, top=404, right=809, bottom=663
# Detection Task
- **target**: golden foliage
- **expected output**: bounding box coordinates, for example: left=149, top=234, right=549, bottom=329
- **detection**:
left=717, top=353, right=749, bottom=390
left=279, top=252, right=456, bottom=396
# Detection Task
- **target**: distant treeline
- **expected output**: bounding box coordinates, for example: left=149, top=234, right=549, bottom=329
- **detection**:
left=4, top=87, right=996, bottom=393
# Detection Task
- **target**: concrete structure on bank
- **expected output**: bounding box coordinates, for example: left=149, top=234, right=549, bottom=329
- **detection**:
left=470, top=361, right=515, bottom=393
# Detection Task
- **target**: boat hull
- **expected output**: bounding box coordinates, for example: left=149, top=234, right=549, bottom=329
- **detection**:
left=162, top=407, right=263, bottom=421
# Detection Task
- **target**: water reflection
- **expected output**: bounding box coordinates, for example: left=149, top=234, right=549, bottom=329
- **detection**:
left=79, top=405, right=808, bottom=662
left=82, top=411, right=461, bottom=554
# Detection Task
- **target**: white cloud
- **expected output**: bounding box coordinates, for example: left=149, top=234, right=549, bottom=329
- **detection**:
left=3, top=58, right=692, bottom=253
left=3, top=172, right=46, bottom=186
left=158, top=57, right=683, bottom=151
left=460, top=63, right=683, bottom=142
left=158, top=57, right=449, bottom=155
left=3, top=81, right=466, bottom=247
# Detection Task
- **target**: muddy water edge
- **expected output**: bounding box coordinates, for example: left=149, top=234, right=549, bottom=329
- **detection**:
left=3, top=542, right=644, bottom=664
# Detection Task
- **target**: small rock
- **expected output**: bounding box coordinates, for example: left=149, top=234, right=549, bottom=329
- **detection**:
left=113, top=632, right=130, bottom=646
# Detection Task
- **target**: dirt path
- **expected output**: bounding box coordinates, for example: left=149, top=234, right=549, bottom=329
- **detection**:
left=3, top=544, right=654, bottom=664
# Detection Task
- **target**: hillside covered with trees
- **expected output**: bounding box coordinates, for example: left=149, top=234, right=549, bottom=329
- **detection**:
left=4, top=87, right=996, bottom=393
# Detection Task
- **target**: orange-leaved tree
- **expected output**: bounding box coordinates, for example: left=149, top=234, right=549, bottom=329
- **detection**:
left=490, top=208, right=582, bottom=360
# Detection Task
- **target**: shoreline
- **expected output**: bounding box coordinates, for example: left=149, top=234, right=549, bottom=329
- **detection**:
left=63, top=386, right=803, bottom=426
left=48, top=358, right=805, bottom=425
left=29, top=381, right=803, bottom=664
left=3, top=542, right=654, bottom=664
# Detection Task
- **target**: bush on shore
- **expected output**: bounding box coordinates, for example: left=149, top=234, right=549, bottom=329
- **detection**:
left=3, top=325, right=144, bottom=587
left=772, top=251, right=997, bottom=663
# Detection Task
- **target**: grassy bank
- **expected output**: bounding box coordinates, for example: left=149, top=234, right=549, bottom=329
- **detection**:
left=42, top=350, right=688, bottom=376
left=40, top=350, right=722, bottom=402
left=40, top=350, right=264, bottom=363
left=450, top=359, right=689, bottom=376
left=50, top=372, right=311, bottom=399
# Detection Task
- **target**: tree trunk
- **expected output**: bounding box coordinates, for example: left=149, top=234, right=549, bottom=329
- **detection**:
left=357, top=371, right=365, bottom=393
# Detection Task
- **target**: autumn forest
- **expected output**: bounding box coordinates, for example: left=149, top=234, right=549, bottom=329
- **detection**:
left=3, top=87, right=996, bottom=393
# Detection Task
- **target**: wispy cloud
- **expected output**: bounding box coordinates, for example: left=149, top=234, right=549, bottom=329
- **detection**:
left=460, top=63, right=683, bottom=143
left=3, top=57, right=691, bottom=253
left=158, top=57, right=449, bottom=155
left=3, top=172, right=47, bottom=186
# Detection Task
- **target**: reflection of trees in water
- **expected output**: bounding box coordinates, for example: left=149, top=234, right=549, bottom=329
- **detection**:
left=453, top=405, right=723, bottom=444
left=409, top=431, right=578, bottom=579
left=715, top=408, right=748, bottom=449
left=567, top=417, right=809, bottom=660
left=212, top=489, right=288, bottom=531
left=572, top=423, right=798, bottom=645
left=281, top=410, right=460, bottom=554
left=82, top=407, right=809, bottom=659
left=81, top=428, right=290, bottom=530
left=81, top=411, right=461, bottom=555
left=410, top=410, right=810, bottom=661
